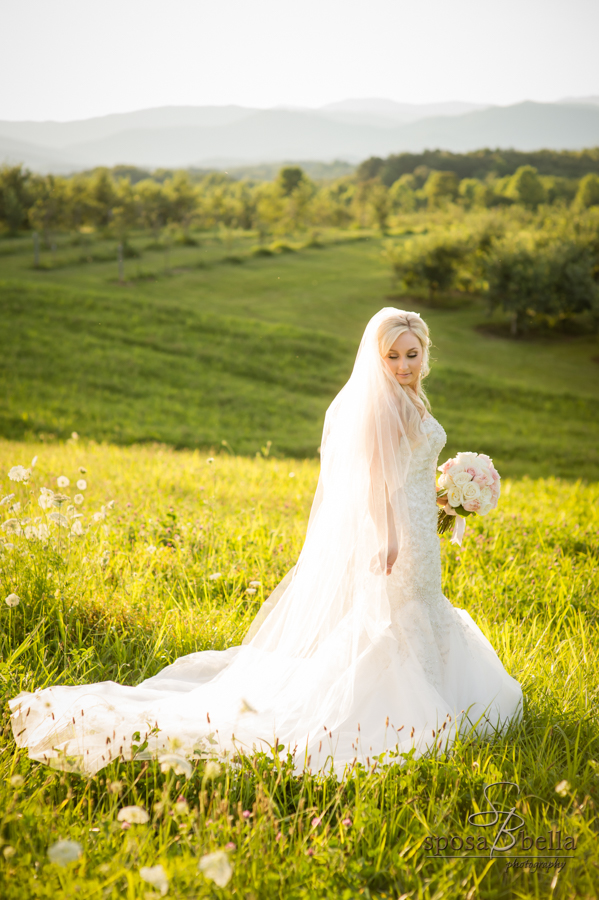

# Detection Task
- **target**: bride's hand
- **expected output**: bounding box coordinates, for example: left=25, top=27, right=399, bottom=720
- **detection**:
left=369, top=544, right=398, bottom=576
left=435, top=487, right=447, bottom=507
left=386, top=545, right=398, bottom=576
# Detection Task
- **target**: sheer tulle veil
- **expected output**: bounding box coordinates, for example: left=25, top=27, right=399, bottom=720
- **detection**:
left=9, top=307, right=435, bottom=776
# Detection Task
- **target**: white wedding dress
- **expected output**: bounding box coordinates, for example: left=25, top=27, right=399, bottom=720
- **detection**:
left=10, top=311, right=523, bottom=779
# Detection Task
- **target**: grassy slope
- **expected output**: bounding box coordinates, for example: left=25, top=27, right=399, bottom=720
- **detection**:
left=1, top=230, right=599, bottom=476
left=0, top=442, right=598, bottom=898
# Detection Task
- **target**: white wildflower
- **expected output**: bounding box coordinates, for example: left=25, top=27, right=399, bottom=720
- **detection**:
left=48, top=839, right=82, bottom=866
left=10, top=501, right=21, bottom=514
left=5, top=593, right=20, bottom=608
left=289, top=472, right=295, bottom=478
left=0, top=494, right=15, bottom=506
left=249, top=580, right=261, bottom=587
left=30, top=456, right=38, bottom=468
left=209, top=572, right=222, bottom=581
left=147, top=545, right=157, bottom=554
left=52, top=493, right=69, bottom=506
left=3, top=846, right=16, bottom=859
left=1, top=519, right=22, bottom=535
left=555, top=780, right=571, bottom=797
left=56, top=476, right=70, bottom=488
left=8, top=465, right=29, bottom=482
left=71, top=432, right=79, bottom=440
left=159, top=753, right=193, bottom=779
left=107, top=500, right=115, bottom=510
left=117, top=805, right=149, bottom=824
left=204, top=760, right=221, bottom=779
left=76, top=479, right=87, bottom=491
left=206, top=457, right=214, bottom=465
left=198, top=850, right=233, bottom=888
left=246, top=588, right=256, bottom=595
left=10, top=774, right=25, bottom=787
left=49, top=512, right=69, bottom=528
left=139, top=864, right=169, bottom=896
left=79, top=467, right=86, bottom=474
left=73, top=494, right=84, bottom=505
left=38, top=488, right=54, bottom=510
left=71, top=520, right=84, bottom=536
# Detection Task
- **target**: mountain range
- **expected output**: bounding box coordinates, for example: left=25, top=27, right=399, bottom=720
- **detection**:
left=1, top=98, right=599, bottom=174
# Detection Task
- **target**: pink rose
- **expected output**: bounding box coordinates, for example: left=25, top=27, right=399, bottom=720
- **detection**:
left=463, top=498, right=481, bottom=512
left=473, top=474, right=487, bottom=486
left=465, top=467, right=479, bottom=477
left=478, top=454, right=492, bottom=466
left=440, top=459, right=454, bottom=474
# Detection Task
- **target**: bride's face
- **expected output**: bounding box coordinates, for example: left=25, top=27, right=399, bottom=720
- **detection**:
left=383, top=330, right=423, bottom=388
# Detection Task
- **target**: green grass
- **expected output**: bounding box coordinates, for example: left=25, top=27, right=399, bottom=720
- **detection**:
left=1, top=224, right=598, bottom=474
left=0, top=441, right=598, bottom=898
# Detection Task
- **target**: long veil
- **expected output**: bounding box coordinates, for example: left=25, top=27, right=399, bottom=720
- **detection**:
left=10, top=308, right=432, bottom=776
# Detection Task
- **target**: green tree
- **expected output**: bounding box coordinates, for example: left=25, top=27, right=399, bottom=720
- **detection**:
left=28, top=174, right=69, bottom=247
left=276, top=166, right=306, bottom=197
left=385, top=233, right=469, bottom=298
left=389, top=174, right=417, bottom=213
left=505, top=166, right=546, bottom=209
left=0, top=165, right=32, bottom=234
left=485, top=238, right=599, bottom=334
left=574, top=173, right=599, bottom=210
left=135, top=179, right=171, bottom=239
left=424, top=170, right=459, bottom=208
left=87, top=168, right=117, bottom=228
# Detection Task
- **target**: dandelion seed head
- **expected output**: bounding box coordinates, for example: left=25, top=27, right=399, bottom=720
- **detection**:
left=56, top=476, right=70, bottom=488
left=10, top=774, right=24, bottom=787
left=198, top=850, right=233, bottom=888
left=206, top=458, right=214, bottom=465
left=5, top=593, right=20, bottom=608
left=30, top=456, right=38, bottom=468
left=159, top=753, right=192, bottom=779
left=48, top=839, right=82, bottom=866
left=3, top=846, right=16, bottom=859
left=555, top=780, right=571, bottom=797
left=246, top=587, right=256, bottom=595
left=0, top=494, right=15, bottom=506
left=204, top=760, right=221, bottom=779
left=76, top=479, right=87, bottom=491
left=139, top=864, right=169, bottom=896
left=117, top=805, right=149, bottom=824
left=209, top=572, right=222, bottom=580
left=74, top=494, right=84, bottom=505
left=249, top=580, right=261, bottom=587
left=71, top=432, right=79, bottom=441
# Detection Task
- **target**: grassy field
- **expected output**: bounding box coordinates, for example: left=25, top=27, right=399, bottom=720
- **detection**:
left=1, top=223, right=599, bottom=897
left=0, top=441, right=598, bottom=898
left=1, top=226, right=598, bottom=477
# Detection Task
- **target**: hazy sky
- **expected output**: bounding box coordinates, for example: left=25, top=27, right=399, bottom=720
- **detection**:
left=2, top=0, right=598, bottom=121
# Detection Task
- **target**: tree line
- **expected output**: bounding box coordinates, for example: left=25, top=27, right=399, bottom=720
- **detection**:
left=1, top=155, right=599, bottom=242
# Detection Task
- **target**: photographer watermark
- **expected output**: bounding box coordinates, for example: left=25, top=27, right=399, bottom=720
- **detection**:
left=424, top=781, right=576, bottom=871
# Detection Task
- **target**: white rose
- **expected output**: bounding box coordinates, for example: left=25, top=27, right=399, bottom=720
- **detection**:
left=452, top=471, right=472, bottom=487
left=480, top=486, right=492, bottom=502
left=462, top=481, right=481, bottom=501
left=456, top=452, right=478, bottom=466
left=478, top=501, right=492, bottom=516
left=447, top=487, right=463, bottom=507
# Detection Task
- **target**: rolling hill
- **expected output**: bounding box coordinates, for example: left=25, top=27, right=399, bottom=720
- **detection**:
left=1, top=99, right=599, bottom=173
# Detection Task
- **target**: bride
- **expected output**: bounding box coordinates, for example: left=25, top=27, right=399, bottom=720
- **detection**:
left=10, top=308, right=523, bottom=778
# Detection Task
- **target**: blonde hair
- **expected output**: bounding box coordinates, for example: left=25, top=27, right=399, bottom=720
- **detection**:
left=376, top=310, right=432, bottom=414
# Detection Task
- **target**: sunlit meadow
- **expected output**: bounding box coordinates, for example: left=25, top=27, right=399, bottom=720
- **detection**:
left=0, top=437, right=598, bottom=899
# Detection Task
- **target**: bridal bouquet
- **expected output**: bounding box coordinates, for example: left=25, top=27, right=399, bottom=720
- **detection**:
left=436, top=452, right=500, bottom=544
